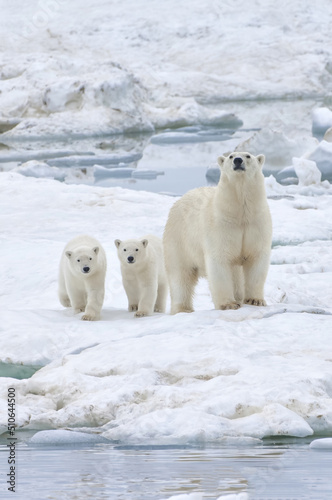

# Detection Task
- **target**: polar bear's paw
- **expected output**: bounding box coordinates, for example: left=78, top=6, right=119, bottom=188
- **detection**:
left=245, top=298, right=266, bottom=306
left=74, top=307, right=86, bottom=314
left=219, top=302, right=241, bottom=310
left=60, top=296, right=71, bottom=308
left=129, top=304, right=138, bottom=311
left=135, top=310, right=148, bottom=318
left=171, top=306, right=194, bottom=314
left=82, top=313, right=97, bottom=321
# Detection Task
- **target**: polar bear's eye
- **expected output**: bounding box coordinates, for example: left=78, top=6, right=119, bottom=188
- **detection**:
left=246, top=155, right=251, bottom=159
left=123, top=249, right=126, bottom=252
left=89, top=257, right=92, bottom=260
left=229, top=155, right=233, bottom=159
left=77, top=259, right=80, bottom=262
left=135, top=248, right=138, bottom=251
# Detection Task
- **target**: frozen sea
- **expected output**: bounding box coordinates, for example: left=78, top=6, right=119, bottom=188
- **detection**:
left=1, top=0, right=332, bottom=498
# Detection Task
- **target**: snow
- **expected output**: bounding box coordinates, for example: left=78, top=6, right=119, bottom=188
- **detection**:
left=310, top=438, right=332, bottom=449
left=163, top=494, right=247, bottom=500
left=0, top=172, right=332, bottom=444
left=1, top=0, right=332, bottom=139
left=29, top=429, right=107, bottom=445
left=312, top=108, right=332, bottom=136
left=292, top=157, right=321, bottom=186
left=1, top=0, right=332, bottom=452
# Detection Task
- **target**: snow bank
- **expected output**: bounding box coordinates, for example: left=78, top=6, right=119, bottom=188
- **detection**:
left=0, top=173, right=332, bottom=444
left=1, top=0, right=332, bottom=138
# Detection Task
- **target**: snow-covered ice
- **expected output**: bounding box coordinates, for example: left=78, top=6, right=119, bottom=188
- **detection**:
left=161, top=492, right=248, bottom=500
left=0, top=171, right=332, bottom=444
left=29, top=428, right=108, bottom=445
left=312, top=108, right=332, bottom=137
left=292, top=157, right=321, bottom=187
left=1, top=0, right=332, bottom=139
left=1, top=0, right=332, bottom=452
left=309, top=438, right=332, bottom=449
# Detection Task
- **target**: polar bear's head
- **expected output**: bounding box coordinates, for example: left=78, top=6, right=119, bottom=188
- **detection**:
left=114, top=238, right=148, bottom=266
left=217, top=152, right=265, bottom=179
left=66, top=246, right=100, bottom=275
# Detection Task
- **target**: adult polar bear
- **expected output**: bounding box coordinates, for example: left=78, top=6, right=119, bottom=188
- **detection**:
left=163, top=152, right=272, bottom=314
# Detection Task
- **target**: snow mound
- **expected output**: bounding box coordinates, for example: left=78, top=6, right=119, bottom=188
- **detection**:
left=163, top=494, right=203, bottom=500
left=292, top=157, right=321, bottom=186
left=312, top=107, right=332, bottom=136
left=29, top=429, right=106, bottom=445
left=14, top=160, right=66, bottom=181
left=309, top=438, right=332, bottom=449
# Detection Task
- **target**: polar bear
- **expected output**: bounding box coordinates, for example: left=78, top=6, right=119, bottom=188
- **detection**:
left=58, top=235, right=107, bottom=321
left=163, top=152, right=272, bottom=314
left=115, top=235, right=168, bottom=317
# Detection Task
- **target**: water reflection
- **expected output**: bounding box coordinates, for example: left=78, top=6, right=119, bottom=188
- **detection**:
left=1, top=440, right=331, bottom=499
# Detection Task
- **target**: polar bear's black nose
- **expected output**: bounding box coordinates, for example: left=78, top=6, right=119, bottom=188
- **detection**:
left=233, top=157, right=245, bottom=171
left=127, top=256, right=134, bottom=263
left=234, top=157, right=243, bottom=166
left=83, top=266, right=90, bottom=273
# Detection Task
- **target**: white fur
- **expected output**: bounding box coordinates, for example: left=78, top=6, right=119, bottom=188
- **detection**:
left=58, top=235, right=107, bottom=321
left=115, top=235, right=168, bottom=317
left=163, top=152, right=272, bottom=314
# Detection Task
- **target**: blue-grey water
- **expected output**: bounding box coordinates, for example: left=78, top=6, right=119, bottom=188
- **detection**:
left=1, top=438, right=332, bottom=499
left=1, top=96, right=331, bottom=194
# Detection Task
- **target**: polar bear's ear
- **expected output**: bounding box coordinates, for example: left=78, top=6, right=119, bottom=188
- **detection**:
left=65, top=251, right=72, bottom=259
left=114, top=239, right=121, bottom=248
left=217, top=156, right=226, bottom=168
left=142, top=239, right=148, bottom=248
left=256, top=154, right=265, bottom=167
left=93, top=246, right=99, bottom=255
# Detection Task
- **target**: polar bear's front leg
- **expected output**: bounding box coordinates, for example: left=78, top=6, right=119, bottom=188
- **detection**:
left=206, top=258, right=241, bottom=310
left=66, top=284, right=86, bottom=314
left=243, top=253, right=270, bottom=306
left=82, top=285, right=104, bottom=321
left=168, top=267, right=198, bottom=314
left=135, top=277, right=158, bottom=317
left=122, top=277, right=139, bottom=312
left=58, top=270, right=71, bottom=307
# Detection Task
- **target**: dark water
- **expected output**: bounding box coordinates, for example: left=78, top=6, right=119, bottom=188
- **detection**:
left=1, top=438, right=332, bottom=499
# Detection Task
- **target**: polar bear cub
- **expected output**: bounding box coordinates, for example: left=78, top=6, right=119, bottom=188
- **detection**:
left=163, top=152, right=272, bottom=314
left=115, top=235, right=168, bottom=317
left=58, top=235, right=107, bottom=321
